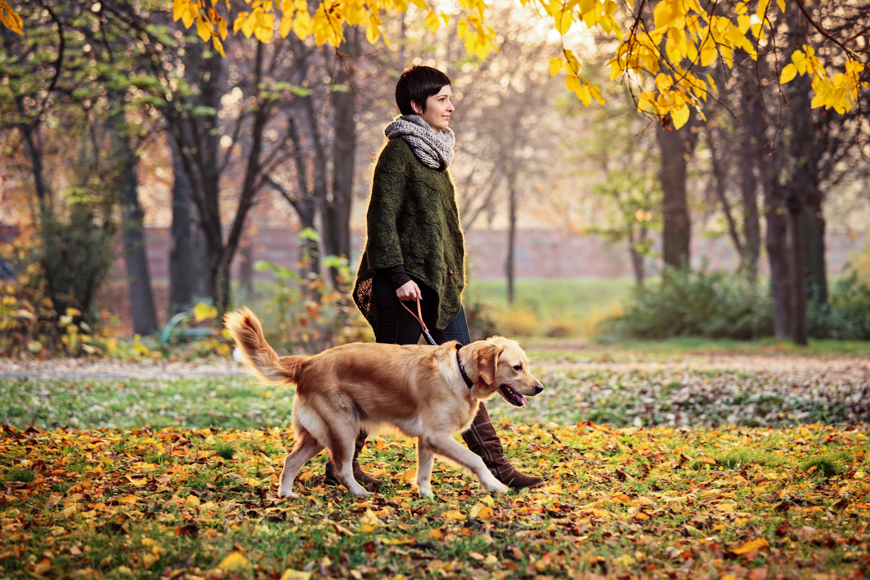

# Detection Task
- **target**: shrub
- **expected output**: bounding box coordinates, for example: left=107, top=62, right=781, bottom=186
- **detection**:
left=464, top=297, right=499, bottom=340
left=256, top=240, right=370, bottom=353
left=601, top=265, right=773, bottom=340
left=809, top=271, right=870, bottom=340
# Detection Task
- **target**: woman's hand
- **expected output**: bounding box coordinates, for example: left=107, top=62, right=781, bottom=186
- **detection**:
left=396, top=280, right=422, bottom=302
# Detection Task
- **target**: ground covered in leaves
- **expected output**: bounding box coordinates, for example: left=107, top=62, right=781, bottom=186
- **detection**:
left=2, top=351, right=869, bottom=579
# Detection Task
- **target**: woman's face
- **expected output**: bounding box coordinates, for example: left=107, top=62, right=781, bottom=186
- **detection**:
left=412, top=85, right=454, bottom=131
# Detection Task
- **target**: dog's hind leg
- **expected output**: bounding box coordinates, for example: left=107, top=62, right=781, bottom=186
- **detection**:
left=278, top=429, right=324, bottom=498
left=327, top=422, right=372, bottom=498
left=423, top=433, right=509, bottom=494
left=416, top=438, right=436, bottom=498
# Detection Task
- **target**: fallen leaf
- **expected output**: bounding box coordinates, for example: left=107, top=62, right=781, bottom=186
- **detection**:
left=280, top=570, right=312, bottom=580
left=731, top=537, right=769, bottom=555
left=219, top=551, right=248, bottom=571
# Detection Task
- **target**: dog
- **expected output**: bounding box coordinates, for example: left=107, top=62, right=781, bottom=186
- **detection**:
left=224, top=307, right=543, bottom=498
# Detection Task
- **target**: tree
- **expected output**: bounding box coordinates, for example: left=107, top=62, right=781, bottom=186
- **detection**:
left=5, top=0, right=866, bottom=122
left=1, top=1, right=161, bottom=334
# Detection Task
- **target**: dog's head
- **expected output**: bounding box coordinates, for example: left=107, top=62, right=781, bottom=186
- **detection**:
left=463, top=337, right=543, bottom=407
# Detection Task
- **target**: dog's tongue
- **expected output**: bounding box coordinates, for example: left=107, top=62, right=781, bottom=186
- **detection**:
left=518, top=394, right=527, bottom=408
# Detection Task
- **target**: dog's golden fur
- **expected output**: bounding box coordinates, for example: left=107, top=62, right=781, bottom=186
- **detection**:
left=224, top=307, right=543, bottom=498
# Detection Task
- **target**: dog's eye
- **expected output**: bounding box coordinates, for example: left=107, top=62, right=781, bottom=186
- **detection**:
left=513, top=364, right=523, bottom=371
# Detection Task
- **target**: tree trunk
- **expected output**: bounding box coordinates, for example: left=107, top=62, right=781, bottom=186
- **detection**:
left=788, top=204, right=808, bottom=345
left=656, top=120, right=694, bottom=269
left=738, top=81, right=762, bottom=283
left=784, top=72, right=816, bottom=344
left=109, top=107, right=158, bottom=336
left=802, top=195, right=828, bottom=305
left=168, top=136, right=197, bottom=315
left=506, top=169, right=517, bottom=305
left=239, top=236, right=254, bottom=298
left=759, top=158, right=792, bottom=339
left=706, top=128, right=743, bottom=259
left=628, top=225, right=646, bottom=287
left=324, top=30, right=359, bottom=285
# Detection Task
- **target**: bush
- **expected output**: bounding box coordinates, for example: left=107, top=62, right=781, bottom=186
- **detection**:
left=602, top=266, right=773, bottom=340
left=809, top=272, right=870, bottom=340
left=256, top=250, right=370, bottom=354
left=464, top=297, right=499, bottom=340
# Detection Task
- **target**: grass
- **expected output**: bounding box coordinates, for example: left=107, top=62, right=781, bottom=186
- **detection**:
left=1, top=422, right=868, bottom=579
left=464, top=277, right=635, bottom=338
left=2, top=349, right=868, bottom=579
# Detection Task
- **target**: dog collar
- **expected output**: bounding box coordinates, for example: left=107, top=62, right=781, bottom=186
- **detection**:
left=456, top=346, right=473, bottom=389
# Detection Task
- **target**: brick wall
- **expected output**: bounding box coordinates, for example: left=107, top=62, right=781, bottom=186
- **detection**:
left=117, top=227, right=868, bottom=282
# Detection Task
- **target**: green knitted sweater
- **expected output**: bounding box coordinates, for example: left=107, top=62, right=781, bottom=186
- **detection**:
left=353, top=138, right=466, bottom=330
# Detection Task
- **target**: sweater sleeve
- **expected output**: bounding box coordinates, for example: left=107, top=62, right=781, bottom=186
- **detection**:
left=364, top=142, right=409, bottom=270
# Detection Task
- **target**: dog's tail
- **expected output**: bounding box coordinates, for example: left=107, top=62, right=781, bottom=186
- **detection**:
left=224, top=307, right=307, bottom=386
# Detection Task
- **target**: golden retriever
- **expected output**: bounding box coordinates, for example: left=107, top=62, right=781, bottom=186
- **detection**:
left=224, top=307, right=543, bottom=498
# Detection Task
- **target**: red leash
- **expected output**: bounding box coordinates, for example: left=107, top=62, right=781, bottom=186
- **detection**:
left=399, top=296, right=437, bottom=345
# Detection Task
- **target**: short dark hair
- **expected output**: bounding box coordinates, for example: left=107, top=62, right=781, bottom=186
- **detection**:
left=395, top=66, right=451, bottom=116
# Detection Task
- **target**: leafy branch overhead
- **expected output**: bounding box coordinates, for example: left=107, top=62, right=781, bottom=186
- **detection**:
left=2, top=0, right=866, bottom=124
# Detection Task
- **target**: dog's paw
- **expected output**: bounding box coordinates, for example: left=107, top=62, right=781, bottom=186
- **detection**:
left=417, top=487, right=433, bottom=498
left=278, top=491, right=298, bottom=499
left=485, top=481, right=509, bottom=494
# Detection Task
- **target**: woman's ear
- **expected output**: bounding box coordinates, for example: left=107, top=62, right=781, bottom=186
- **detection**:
left=410, top=101, right=421, bottom=115
left=474, top=344, right=504, bottom=385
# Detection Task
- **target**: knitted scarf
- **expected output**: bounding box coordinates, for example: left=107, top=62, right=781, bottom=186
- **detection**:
left=384, top=114, right=454, bottom=170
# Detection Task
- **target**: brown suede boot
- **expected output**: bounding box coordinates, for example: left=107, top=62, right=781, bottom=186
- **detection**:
left=324, top=429, right=383, bottom=492
left=461, top=403, right=545, bottom=490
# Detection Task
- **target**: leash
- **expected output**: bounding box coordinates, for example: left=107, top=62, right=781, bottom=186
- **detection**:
left=399, top=296, right=437, bottom=345
left=400, top=295, right=473, bottom=389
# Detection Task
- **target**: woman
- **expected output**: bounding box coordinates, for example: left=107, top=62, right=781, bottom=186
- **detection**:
left=323, top=65, right=544, bottom=491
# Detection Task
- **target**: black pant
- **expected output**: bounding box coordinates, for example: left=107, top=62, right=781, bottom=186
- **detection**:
left=372, top=277, right=471, bottom=345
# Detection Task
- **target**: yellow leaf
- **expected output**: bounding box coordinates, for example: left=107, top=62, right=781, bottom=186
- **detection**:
left=184, top=495, right=201, bottom=508
left=566, top=75, right=580, bottom=92
left=653, top=0, right=676, bottom=30
left=792, top=50, right=807, bottom=75
left=280, top=570, right=312, bottom=580
left=780, top=63, right=797, bottom=84
left=193, top=302, right=217, bottom=322
left=279, top=14, right=293, bottom=37
left=697, top=455, right=717, bottom=465
left=400, top=468, right=416, bottom=482
left=700, top=43, right=717, bottom=66
left=555, top=9, right=572, bottom=35
left=33, top=559, right=51, bottom=575
left=118, top=495, right=138, bottom=504
left=172, top=0, right=188, bottom=22
left=775, top=0, right=785, bottom=11
left=443, top=509, right=466, bottom=521
left=550, top=56, right=564, bottom=77
left=576, top=84, right=592, bottom=106
left=424, top=11, right=440, bottom=33
left=234, top=11, right=250, bottom=34
left=637, top=91, right=656, bottom=112
left=219, top=552, right=248, bottom=571
left=196, top=17, right=212, bottom=41
left=0, top=1, right=24, bottom=35
left=731, top=537, right=769, bottom=554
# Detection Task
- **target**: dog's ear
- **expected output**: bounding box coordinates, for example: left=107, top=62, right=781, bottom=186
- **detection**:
left=474, top=344, right=504, bottom=385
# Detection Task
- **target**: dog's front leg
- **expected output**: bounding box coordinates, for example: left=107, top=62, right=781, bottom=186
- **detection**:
left=424, top=434, right=509, bottom=494
left=416, top=438, right=436, bottom=498
left=279, top=430, right=324, bottom=498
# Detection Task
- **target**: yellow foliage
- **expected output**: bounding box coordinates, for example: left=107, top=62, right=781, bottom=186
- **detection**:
left=0, top=0, right=23, bottom=35
left=3, top=0, right=865, bottom=120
